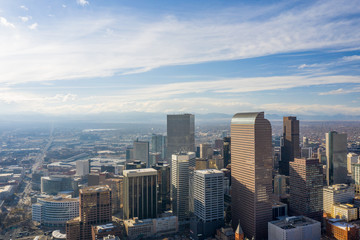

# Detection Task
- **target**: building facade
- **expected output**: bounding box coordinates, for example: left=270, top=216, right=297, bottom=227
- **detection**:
left=133, top=140, right=150, bottom=167
left=230, top=112, right=273, bottom=239
left=289, top=158, right=323, bottom=220
left=326, top=131, right=348, bottom=186
left=323, top=184, right=354, bottom=218
left=166, top=114, right=195, bottom=161
left=280, top=116, right=300, bottom=176
left=123, top=168, right=157, bottom=220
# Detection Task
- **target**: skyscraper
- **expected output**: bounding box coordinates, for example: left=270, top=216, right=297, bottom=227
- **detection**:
left=167, top=114, right=195, bottom=161
left=171, top=152, right=195, bottom=223
left=151, top=134, right=166, bottom=159
left=190, top=169, right=224, bottom=239
left=153, top=162, right=171, bottom=214
left=133, top=140, right=149, bottom=167
left=223, top=137, right=231, bottom=168
left=231, top=112, right=272, bottom=239
left=280, top=116, right=300, bottom=176
left=123, top=168, right=157, bottom=220
left=326, top=131, right=347, bottom=186
left=199, top=143, right=213, bottom=159
left=289, top=158, right=323, bottom=221
left=66, top=185, right=112, bottom=240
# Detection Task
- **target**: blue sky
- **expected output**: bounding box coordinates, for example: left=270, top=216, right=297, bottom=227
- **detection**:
left=0, top=0, right=360, bottom=118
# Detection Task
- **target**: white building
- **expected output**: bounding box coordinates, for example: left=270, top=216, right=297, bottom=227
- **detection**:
left=0, top=185, right=15, bottom=200
left=348, top=153, right=359, bottom=174
left=332, top=203, right=358, bottom=222
left=76, top=159, right=90, bottom=176
left=323, top=184, right=354, bottom=218
left=32, top=195, right=79, bottom=227
left=171, top=152, right=195, bottom=222
left=268, top=216, right=321, bottom=240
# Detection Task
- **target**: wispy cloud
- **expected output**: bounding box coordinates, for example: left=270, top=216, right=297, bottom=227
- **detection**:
left=342, top=55, right=360, bottom=62
left=76, top=0, right=89, bottom=7
left=20, top=5, right=28, bottom=11
left=1, top=0, right=360, bottom=84
left=319, top=86, right=360, bottom=95
left=19, top=16, right=32, bottom=22
left=28, top=23, right=38, bottom=30
left=0, top=17, right=15, bottom=28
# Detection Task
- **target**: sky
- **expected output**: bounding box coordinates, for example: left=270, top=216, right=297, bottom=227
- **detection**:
left=0, top=0, right=360, bottom=120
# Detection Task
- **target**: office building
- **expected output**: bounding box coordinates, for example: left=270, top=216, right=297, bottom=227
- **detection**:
left=151, top=134, right=166, bottom=160
left=126, top=147, right=134, bottom=162
left=272, top=201, right=288, bottom=220
left=289, top=158, right=323, bottom=220
left=41, top=175, right=79, bottom=196
left=268, top=216, right=321, bottom=240
left=149, top=152, right=161, bottom=167
left=171, top=152, right=195, bottom=223
left=125, top=160, right=146, bottom=170
left=332, top=203, right=358, bottom=222
left=153, top=162, right=171, bottom=214
left=66, top=185, right=112, bottom=240
left=190, top=169, right=224, bottom=240
left=280, top=116, right=300, bottom=176
left=273, top=174, right=289, bottom=199
left=326, top=131, right=348, bottom=185
left=223, top=137, right=231, bottom=168
left=133, top=140, right=149, bottom=167
left=199, top=143, right=213, bottom=159
left=300, top=147, right=312, bottom=159
left=214, top=139, right=224, bottom=152
left=352, top=163, right=360, bottom=193
left=231, top=112, right=272, bottom=239
left=317, top=147, right=327, bottom=165
left=348, top=153, right=359, bottom=174
left=91, top=222, right=122, bottom=240
left=32, top=195, right=79, bottom=227
left=167, top=114, right=195, bottom=161
left=323, top=184, right=354, bottom=218
left=103, top=178, right=123, bottom=214
left=123, top=168, right=157, bottom=220
left=76, top=160, right=90, bottom=177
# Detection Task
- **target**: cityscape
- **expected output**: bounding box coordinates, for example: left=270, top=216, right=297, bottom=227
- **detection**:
left=1, top=0, right=360, bottom=240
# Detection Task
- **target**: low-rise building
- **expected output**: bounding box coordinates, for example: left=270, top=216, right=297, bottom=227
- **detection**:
left=332, top=204, right=358, bottom=222
left=268, top=216, right=321, bottom=240
left=91, top=222, right=122, bottom=240
left=326, top=218, right=359, bottom=240
left=215, top=227, right=235, bottom=240
left=323, top=184, right=354, bottom=218
left=0, top=185, right=14, bottom=200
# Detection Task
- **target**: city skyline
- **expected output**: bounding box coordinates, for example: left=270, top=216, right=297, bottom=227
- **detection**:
left=0, top=0, right=360, bottom=120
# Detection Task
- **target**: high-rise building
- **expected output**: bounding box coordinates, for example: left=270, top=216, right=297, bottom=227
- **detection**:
left=66, top=185, right=112, bottom=240
left=103, top=178, right=123, bottom=214
left=149, top=152, right=161, bottom=167
left=166, top=114, right=195, bottom=161
left=171, top=152, right=195, bottom=223
left=326, top=131, right=348, bottom=186
left=289, top=158, right=323, bottom=220
left=151, top=134, right=166, bottom=160
left=153, top=162, right=171, bottom=214
left=352, top=163, right=360, bottom=193
left=76, top=159, right=90, bottom=176
left=231, top=112, right=272, bottom=239
left=133, top=140, right=150, bottom=167
left=126, top=147, right=134, bottom=163
left=190, top=169, right=224, bottom=239
left=323, top=184, right=354, bottom=218
left=280, top=116, right=300, bottom=176
left=199, top=143, right=213, bottom=159
left=123, top=168, right=157, bottom=220
left=223, top=137, right=231, bottom=168
left=348, top=153, right=359, bottom=174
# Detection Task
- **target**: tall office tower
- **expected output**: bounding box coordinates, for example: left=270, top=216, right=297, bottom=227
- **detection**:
left=317, top=147, right=327, bottom=165
left=171, top=152, right=195, bottom=223
left=348, top=153, right=359, bottom=174
left=166, top=114, right=195, bottom=161
left=126, top=147, right=134, bottom=163
left=151, top=134, right=166, bottom=159
left=123, top=168, right=157, bottom=220
left=190, top=169, right=224, bottom=239
left=76, top=159, right=90, bottom=176
left=153, top=162, right=171, bottom=214
left=149, top=152, right=161, bottom=167
left=66, top=185, right=112, bottom=240
left=323, top=184, right=354, bottom=218
left=223, top=137, right=231, bottom=168
left=103, top=178, right=123, bottom=214
left=199, top=143, right=213, bottom=159
left=326, top=131, right=348, bottom=186
left=289, top=158, right=323, bottom=220
left=279, top=116, right=300, bottom=176
left=231, top=112, right=272, bottom=240
left=351, top=163, right=360, bottom=194
left=133, top=140, right=150, bottom=167
left=215, top=139, right=224, bottom=151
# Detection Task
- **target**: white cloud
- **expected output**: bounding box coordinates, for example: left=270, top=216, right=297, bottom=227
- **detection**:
left=77, top=0, right=89, bottom=6
left=342, top=55, right=360, bottom=62
left=0, top=0, right=359, bottom=85
left=19, top=16, right=31, bottom=22
left=20, top=5, right=28, bottom=11
left=0, top=17, right=15, bottom=28
left=62, top=4, right=67, bottom=8
left=28, top=23, right=38, bottom=30
left=319, top=86, right=360, bottom=95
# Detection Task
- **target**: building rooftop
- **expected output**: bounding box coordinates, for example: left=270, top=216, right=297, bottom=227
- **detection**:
left=123, top=168, right=157, bottom=177
left=195, top=169, right=223, bottom=176
left=328, top=219, right=356, bottom=230
left=270, top=216, right=319, bottom=230
left=123, top=217, right=153, bottom=227
left=80, top=185, right=110, bottom=193
left=41, top=195, right=78, bottom=203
